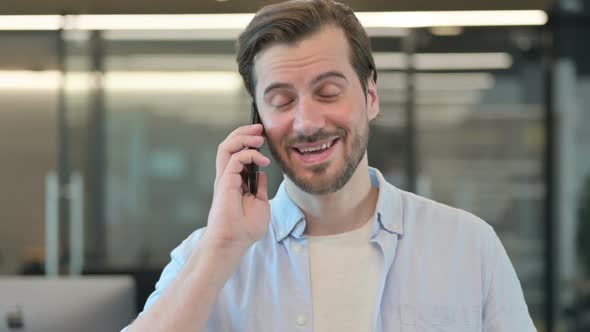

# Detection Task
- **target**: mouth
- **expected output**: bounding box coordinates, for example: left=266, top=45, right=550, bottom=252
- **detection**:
left=291, top=137, right=340, bottom=165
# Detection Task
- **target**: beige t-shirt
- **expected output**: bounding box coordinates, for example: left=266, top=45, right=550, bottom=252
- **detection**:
left=308, top=216, right=383, bottom=332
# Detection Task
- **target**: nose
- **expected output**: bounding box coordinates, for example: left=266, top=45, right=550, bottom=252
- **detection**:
left=292, top=96, right=325, bottom=136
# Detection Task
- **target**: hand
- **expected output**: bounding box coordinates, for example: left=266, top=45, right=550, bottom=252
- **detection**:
left=205, top=124, right=271, bottom=250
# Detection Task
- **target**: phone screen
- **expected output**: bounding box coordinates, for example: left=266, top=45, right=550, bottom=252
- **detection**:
left=247, top=102, right=261, bottom=195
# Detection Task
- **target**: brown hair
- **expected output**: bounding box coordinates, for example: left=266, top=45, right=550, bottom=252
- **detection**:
left=236, top=0, right=377, bottom=100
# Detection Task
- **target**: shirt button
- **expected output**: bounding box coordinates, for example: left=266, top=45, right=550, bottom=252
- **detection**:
left=296, top=314, right=307, bottom=326
left=293, top=244, right=304, bottom=254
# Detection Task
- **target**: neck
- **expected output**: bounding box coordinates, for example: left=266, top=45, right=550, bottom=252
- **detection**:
left=285, top=154, right=379, bottom=236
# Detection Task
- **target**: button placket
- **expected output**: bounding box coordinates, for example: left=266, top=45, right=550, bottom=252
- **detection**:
left=296, top=314, right=307, bottom=326
left=287, top=237, right=312, bottom=330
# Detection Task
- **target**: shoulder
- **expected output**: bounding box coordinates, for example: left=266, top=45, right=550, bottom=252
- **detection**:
left=404, top=189, right=492, bottom=232
left=390, top=187, right=498, bottom=253
left=373, top=168, right=495, bottom=243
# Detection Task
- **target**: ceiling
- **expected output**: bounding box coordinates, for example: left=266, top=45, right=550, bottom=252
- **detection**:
left=0, top=0, right=557, bottom=73
left=1, top=0, right=555, bottom=15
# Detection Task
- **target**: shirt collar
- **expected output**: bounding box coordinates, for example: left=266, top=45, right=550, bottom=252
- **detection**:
left=269, top=167, right=404, bottom=243
left=270, top=180, right=306, bottom=242
left=369, top=167, right=404, bottom=237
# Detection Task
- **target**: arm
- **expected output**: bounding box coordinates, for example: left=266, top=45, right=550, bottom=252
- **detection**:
left=126, top=124, right=271, bottom=332
left=127, top=234, right=250, bottom=332
left=482, top=233, right=537, bottom=332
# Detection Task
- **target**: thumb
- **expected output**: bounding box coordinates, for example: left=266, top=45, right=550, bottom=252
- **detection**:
left=255, top=171, right=269, bottom=202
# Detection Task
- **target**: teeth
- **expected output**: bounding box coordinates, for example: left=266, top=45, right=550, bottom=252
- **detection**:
left=298, top=140, right=334, bottom=153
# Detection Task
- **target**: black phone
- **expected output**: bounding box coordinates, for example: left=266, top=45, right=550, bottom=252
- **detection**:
left=247, top=102, right=261, bottom=195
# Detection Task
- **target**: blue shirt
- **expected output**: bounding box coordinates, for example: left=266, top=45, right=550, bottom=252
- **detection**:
left=133, top=167, right=536, bottom=331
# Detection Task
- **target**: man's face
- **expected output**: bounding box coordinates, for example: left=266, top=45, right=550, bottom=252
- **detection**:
left=253, top=25, right=379, bottom=195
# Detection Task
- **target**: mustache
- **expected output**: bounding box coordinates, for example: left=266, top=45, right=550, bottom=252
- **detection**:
left=286, top=127, right=347, bottom=147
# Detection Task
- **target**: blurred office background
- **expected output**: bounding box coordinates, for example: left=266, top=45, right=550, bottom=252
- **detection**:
left=0, top=0, right=589, bottom=331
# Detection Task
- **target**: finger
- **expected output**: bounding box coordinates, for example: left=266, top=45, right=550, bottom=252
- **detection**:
left=224, top=150, right=271, bottom=176
left=219, top=135, right=264, bottom=155
left=255, top=171, right=269, bottom=201
left=220, top=156, right=270, bottom=197
left=227, top=124, right=263, bottom=139
left=216, top=135, right=265, bottom=176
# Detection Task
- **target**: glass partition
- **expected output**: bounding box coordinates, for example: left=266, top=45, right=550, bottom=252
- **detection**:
left=3, top=15, right=582, bottom=332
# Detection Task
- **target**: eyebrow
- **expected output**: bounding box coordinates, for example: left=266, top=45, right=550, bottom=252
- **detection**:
left=262, top=70, right=348, bottom=96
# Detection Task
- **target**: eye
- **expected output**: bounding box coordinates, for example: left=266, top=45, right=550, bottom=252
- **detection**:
left=270, top=94, right=293, bottom=108
left=317, top=84, right=342, bottom=98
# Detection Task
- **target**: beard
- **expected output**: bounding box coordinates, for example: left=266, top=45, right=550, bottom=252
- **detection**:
left=267, top=118, right=369, bottom=195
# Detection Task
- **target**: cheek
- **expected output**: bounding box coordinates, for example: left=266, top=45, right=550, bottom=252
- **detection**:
left=326, top=103, right=359, bottom=126
left=262, top=115, right=290, bottom=145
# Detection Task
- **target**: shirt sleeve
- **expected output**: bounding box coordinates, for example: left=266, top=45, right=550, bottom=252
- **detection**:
left=120, top=228, right=206, bottom=331
left=482, top=232, right=537, bottom=332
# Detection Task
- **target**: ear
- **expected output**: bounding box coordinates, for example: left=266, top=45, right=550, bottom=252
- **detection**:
left=365, top=74, right=379, bottom=121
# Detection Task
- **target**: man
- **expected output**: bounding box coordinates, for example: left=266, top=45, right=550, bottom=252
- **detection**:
left=125, top=0, right=536, bottom=331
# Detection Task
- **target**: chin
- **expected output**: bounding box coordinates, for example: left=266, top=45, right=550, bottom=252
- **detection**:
left=288, top=161, right=353, bottom=195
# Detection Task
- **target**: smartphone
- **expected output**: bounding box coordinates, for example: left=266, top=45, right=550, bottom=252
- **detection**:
left=247, top=102, right=261, bottom=195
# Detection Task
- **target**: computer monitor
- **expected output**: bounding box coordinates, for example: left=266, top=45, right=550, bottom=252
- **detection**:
left=0, top=276, right=136, bottom=332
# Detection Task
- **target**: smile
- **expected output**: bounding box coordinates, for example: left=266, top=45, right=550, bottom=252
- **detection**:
left=295, top=138, right=337, bottom=154
left=291, top=138, right=340, bottom=165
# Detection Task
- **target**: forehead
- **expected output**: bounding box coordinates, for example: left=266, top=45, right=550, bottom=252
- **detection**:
left=253, top=26, right=353, bottom=92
